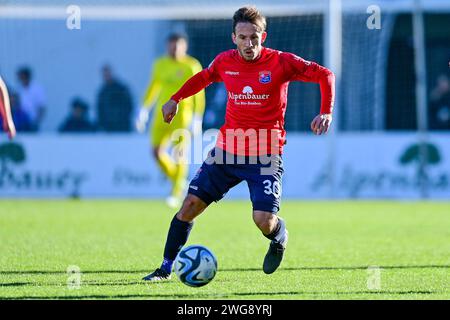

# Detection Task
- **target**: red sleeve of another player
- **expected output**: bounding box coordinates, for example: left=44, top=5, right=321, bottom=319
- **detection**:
left=171, top=55, right=223, bottom=103
left=282, top=52, right=335, bottom=114
left=0, top=88, right=7, bottom=123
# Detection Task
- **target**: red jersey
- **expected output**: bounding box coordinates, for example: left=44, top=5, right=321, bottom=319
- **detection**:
left=172, top=47, right=335, bottom=156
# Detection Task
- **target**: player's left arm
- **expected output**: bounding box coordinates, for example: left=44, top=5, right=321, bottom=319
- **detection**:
left=283, top=53, right=335, bottom=135
left=0, top=76, right=16, bottom=139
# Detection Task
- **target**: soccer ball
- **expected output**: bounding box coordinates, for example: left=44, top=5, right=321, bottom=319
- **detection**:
left=174, top=245, right=218, bottom=287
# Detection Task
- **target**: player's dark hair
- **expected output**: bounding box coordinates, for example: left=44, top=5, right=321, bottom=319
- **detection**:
left=167, top=33, right=187, bottom=43
left=232, top=6, right=266, bottom=33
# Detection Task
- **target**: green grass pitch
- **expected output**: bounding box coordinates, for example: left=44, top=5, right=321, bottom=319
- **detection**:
left=0, top=200, right=449, bottom=300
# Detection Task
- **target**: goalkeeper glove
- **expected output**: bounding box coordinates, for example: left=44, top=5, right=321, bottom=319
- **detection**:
left=191, top=114, right=203, bottom=136
left=135, top=108, right=149, bottom=133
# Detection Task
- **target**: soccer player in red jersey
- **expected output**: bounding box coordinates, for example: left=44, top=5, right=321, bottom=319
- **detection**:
left=0, top=76, right=16, bottom=140
left=143, top=6, right=335, bottom=281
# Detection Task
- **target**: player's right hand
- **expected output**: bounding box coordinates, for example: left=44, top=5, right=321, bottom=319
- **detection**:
left=162, top=99, right=178, bottom=124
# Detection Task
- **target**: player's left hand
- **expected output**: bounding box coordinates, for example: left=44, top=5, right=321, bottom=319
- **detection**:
left=311, top=113, right=332, bottom=135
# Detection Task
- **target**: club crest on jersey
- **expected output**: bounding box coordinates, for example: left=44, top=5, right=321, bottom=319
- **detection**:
left=259, top=71, right=271, bottom=84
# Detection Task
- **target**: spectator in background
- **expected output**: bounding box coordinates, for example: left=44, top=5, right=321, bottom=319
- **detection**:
left=16, top=66, right=46, bottom=131
left=59, top=97, right=96, bottom=133
left=96, top=65, right=133, bottom=132
left=429, top=73, right=450, bottom=130
left=9, top=91, right=33, bottom=132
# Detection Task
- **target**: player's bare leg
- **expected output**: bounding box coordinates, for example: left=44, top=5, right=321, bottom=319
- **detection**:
left=143, top=194, right=209, bottom=281
left=253, top=210, right=288, bottom=274
left=253, top=210, right=279, bottom=234
left=176, top=194, right=208, bottom=222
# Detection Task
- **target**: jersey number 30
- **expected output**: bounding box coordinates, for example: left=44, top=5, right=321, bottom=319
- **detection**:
left=263, top=180, right=281, bottom=199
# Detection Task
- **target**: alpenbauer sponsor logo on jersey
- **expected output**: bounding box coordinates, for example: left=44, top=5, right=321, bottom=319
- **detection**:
left=228, top=86, right=270, bottom=105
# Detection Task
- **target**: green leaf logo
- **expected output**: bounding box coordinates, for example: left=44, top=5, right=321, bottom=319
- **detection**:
left=399, top=143, right=441, bottom=166
left=0, top=142, right=26, bottom=165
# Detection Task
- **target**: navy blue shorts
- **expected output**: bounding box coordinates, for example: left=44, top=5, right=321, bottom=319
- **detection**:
left=188, top=148, right=284, bottom=213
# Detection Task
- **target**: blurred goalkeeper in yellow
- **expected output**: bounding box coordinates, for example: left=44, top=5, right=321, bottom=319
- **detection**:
left=136, top=33, right=205, bottom=208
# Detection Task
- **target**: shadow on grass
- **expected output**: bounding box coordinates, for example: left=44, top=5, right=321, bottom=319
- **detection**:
left=0, top=290, right=446, bottom=300
left=0, top=282, right=29, bottom=287
left=0, top=280, right=147, bottom=287
left=223, top=265, right=450, bottom=272
left=0, top=278, right=238, bottom=287
left=1, top=264, right=448, bottom=275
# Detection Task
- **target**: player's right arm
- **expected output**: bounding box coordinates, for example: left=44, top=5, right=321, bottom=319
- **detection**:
left=136, top=60, right=163, bottom=132
left=0, top=76, right=16, bottom=139
left=162, top=55, right=223, bottom=124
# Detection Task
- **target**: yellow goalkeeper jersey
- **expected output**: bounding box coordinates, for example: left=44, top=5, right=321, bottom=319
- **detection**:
left=142, top=55, right=205, bottom=130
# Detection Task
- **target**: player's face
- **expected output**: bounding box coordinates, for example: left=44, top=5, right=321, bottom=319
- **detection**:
left=168, top=39, right=188, bottom=60
left=232, top=22, right=267, bottom=61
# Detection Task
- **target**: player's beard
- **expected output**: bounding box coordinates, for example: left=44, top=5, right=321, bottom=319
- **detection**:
left=240, top=47, right=260, bottom=61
